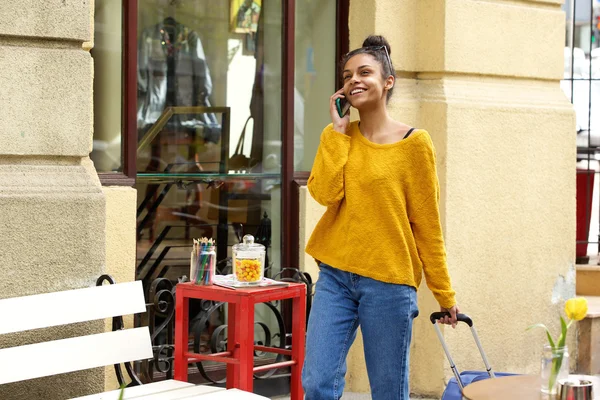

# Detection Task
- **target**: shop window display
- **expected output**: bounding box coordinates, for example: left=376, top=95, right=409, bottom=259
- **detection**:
left=133, top=1, right=283, bottom=386
left=135, top=0, right=282, bottom=280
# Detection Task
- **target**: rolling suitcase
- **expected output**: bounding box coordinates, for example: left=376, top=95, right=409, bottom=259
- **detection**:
left=430, top=312, right=519, bottom=400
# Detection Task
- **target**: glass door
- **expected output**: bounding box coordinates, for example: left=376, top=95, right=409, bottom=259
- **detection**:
left=135, top=0, right=285, bottom=393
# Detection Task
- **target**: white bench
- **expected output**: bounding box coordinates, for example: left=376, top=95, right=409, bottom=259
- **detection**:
left=0, top=280, right=269, bottom=399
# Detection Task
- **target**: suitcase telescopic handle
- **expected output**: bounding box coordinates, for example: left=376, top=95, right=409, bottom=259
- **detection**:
left=429, top=312, right=473, bottom=327
left=429, top=312, right=495, bottom=391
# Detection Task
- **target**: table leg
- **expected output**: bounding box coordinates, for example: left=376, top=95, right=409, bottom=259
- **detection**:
left=291, top=291, right=307, bottom=400
left=174, top=291, right=189, bottom=382
left=238, top=297, right=255, bottom=392
left=226, top=302, right=239, bottom=389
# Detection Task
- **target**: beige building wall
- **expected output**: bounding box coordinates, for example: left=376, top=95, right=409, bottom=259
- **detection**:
left=103, top=186, right=137, bottom=391
left=0, top=1, right=107, bottom=399
left=299, top=0, right=575, bottom=397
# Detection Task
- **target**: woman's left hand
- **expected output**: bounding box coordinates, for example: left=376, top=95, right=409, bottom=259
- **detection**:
left=438, top=304, right=460, bottom=329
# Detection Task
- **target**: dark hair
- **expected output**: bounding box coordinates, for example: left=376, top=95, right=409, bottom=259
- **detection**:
left=340, top=35, right=396, bottom=102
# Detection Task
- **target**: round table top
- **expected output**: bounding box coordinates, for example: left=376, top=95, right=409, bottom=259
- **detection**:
left=462, top=374, right=600, bottom=400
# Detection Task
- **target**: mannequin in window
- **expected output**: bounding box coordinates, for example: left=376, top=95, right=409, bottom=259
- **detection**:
left=137, top=16, right=217, bottom=241
left=137, top=16, right=220, bottom=144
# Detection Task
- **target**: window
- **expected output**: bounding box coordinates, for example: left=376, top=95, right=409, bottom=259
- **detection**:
left=294, top=0, right=337, bottom=172
left=562, top=0, right=600, bottom=263
left=135, top=0, right=284, bottom=280
left=134, top=2, right=287, bottom=389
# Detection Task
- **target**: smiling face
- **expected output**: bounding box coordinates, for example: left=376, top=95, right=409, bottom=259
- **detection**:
left=342, top=53, right=394, bottom=111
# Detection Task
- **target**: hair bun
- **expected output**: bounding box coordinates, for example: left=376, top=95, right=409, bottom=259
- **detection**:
left=362, top=35, right=391, bottom=55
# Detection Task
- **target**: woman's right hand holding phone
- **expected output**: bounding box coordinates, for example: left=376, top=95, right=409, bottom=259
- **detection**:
left=330, top=88, right=350, bottom=135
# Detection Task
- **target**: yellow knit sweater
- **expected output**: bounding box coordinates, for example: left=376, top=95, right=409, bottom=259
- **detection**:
left=305, top=121, right=456, bottom=308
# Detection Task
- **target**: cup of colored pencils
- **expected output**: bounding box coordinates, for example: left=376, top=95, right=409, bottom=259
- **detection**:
left=191, top=237, right=216, bottom=285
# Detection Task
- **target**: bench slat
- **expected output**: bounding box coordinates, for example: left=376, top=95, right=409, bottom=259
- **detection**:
left=0, top=327, right=153, bottom=385
left=119, top=384, right=225, bottom=400
left=0, top=281, right=146, bottom=335
left=70, top=380, right=195, bottom=399
left=187, top=389, right=270, bottom=399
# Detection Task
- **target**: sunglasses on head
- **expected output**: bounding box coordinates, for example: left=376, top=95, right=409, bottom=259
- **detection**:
left=346, top=45, right=393, bottom=76
left=369, top=46, right=393, bottom=75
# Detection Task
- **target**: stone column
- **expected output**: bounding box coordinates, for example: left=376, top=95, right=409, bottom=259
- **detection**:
left=300, top=0, right=575, bottom=396
left=0, top=1, right=106, bottom=399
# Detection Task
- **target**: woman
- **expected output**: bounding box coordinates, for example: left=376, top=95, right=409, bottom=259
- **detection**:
left=302, top=35, right=459, bottom=400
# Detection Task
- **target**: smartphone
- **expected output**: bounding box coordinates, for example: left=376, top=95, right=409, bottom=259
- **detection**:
left=335, top=97, right=351, bottom=118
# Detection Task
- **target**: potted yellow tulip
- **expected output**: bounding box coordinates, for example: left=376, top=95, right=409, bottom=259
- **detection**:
left=528, top=297, right=588, bottom=394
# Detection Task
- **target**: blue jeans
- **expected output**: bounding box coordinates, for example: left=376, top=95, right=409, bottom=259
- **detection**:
left=302, top=264, right=419, bottom=400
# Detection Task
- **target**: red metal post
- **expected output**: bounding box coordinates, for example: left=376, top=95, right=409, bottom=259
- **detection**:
left=174, top=288, right=189, bottom=381
left=226, top=303, right=240, bottom=389
left=290, top=285, right=307, bottom=400
left=238, top=297, right=255, bottom=391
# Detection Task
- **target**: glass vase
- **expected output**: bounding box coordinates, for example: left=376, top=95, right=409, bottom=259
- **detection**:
left=191, top=245, right=216, bottom=285
left=540, top=345, right=569, bottom=395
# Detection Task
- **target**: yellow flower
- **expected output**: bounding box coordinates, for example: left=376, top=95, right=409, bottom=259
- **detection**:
left=564, top=297, right=588, bottom=321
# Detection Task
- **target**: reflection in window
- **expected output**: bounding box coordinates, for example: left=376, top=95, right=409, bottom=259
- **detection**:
left=135, top=0, right=282, bottom=283
left=134, top=1, right=282, bottom=384
left=91, top=0, right=123, bottom=173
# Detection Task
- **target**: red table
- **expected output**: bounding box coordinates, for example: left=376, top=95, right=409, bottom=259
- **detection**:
left=174, top=282, right=307, bottom=400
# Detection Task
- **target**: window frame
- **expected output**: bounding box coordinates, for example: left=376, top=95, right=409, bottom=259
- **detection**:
left=97, top=0, right=137, bottom=187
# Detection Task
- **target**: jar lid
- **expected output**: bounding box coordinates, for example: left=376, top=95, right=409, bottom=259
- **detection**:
left=232, top=234, right=265, bottom=252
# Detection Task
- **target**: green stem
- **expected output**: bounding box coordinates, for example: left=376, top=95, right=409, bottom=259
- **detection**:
left=118, top=384, right=126, bottom=400
left=548, top=350, right=565, bottom=392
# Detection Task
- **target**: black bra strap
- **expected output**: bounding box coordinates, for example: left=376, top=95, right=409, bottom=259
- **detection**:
left=403, top=128, right=416, bottom=139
